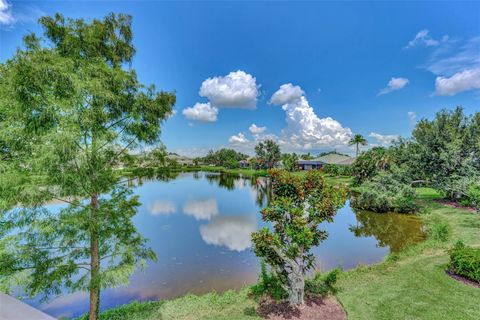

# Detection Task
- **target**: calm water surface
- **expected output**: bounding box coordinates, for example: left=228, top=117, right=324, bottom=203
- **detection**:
left=28, top=172, right=424, bottom=318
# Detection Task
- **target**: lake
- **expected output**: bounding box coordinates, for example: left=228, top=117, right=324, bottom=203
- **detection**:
left=28, top=171, right=425, bottom=318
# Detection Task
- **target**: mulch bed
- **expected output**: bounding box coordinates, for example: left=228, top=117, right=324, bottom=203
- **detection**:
left=257, top=296, right=346, bottom=320
left=445, top=270, right=480, bottom=289
left=434, top=200, right=478, bottom=213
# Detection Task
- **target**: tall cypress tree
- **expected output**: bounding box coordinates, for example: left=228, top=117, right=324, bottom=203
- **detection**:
left=0, top=13, right=175, bottom=320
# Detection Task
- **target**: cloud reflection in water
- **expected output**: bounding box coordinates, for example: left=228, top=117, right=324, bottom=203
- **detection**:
left=200, top=215, right=256, bottom=252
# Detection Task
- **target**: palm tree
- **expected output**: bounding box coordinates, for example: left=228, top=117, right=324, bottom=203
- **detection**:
left=349, top=134, right=368, bottom=157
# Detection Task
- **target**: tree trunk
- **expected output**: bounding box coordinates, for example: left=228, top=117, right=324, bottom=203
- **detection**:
left=287, top=259, right=305, bottom=306
left=89, top=194, right=100, bottom=320
left=356, top=143, right=359, bottom=157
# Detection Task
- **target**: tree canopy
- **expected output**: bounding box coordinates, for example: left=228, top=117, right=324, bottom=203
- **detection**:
left=251, top=169, right=346, bottom=305
left=255, top=140, right=281, bottom=169
left=0, top=13, right=175, bottom=320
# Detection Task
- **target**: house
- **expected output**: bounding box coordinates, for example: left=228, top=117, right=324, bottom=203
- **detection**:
left=239, top=159, right=249, bottom=168
left=315, top=153, right=354, bottom=165
left=297, top=159, right=325, bottom=170
left=297, top=153, right=356, bottom=170
left=166, top=153, right=194, bottom=166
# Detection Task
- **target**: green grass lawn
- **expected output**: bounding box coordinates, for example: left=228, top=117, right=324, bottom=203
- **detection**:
left=335, top=199, right=480, bottom=320
left=77, top=184, right=480, bottom=320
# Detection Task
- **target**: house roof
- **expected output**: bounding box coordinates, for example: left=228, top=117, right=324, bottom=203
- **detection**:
left=314, top=153, right=353, bottom=165
left=297, top=160, right=325, bottom=165
left=336, top=157, right=356, bottom=165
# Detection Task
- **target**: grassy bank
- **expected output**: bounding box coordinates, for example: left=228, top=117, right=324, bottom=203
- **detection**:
left=76, top=187, right=479, bottom=320
left=335, top=198, right=480, bottom=320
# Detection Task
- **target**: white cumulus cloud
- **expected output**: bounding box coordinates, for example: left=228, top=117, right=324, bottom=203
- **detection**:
left=378, top=77, right=409, bottom=95
left=199, top=70, right=259, bottom=109
left=369, top=132, right=400, bottom=146
left=199, top=216, right=256, bottom=252
left=228, top=132, right=249, bottom=145
left=434, top=68, right=480, bottom=96
left=271, top=84, right=352, bottom=150
left=182, top=102, right=218, bottom=122
left=148, top=200, right=176, bottom=216
left=0, top=0, right=15, bottom=25
left=229, top=84, right=353, bottom=153
left=182, top=198, right=218, bottom=220
left=249, top=124, right=266, bottom=135
left=405, top=29, right=447, bottom=48
left=270, top=83, right=305, bottom=105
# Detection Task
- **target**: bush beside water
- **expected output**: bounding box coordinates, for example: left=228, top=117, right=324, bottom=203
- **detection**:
left=448, top=241, right=480, bottom=283
left=351, top=173, right=418, bottom=213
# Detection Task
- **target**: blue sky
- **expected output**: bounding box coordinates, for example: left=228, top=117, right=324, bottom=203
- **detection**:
left=1, top=1, right=479, bottom=156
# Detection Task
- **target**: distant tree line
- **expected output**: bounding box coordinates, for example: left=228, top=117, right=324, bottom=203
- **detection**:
left=197, top=148, right=249, bottom=169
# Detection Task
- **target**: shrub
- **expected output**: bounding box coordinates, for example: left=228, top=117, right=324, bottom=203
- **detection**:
left=466, top=183, right=480, bottom=211
left=448, top=241, right=480, bottom=283
left=250, top=262, right=287, bottom=301
left=323, top=164, right=353, bottom=176
left=323, top=164, right=340, bottom=176
left=251, top=263, right=342, bottom=302
left=352, top=173, right=418, bottom=213
left=428, top=220, right=451, bottom=242
left=304, top=268, right=341, bottom=296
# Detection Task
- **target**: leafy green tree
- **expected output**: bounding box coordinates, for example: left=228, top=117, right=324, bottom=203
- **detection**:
left=412, top=107, right=479, bottom=200
left=251, top=170, right=345, bottom=306
left=0, top=13, right=175, bottom=320
left=351, top=147, right=391, bottom=185
left=201, top=148, right=247, bottom=167
left=299, top=152, right=314, bottom=160
left=281, top=153, right=298, bottom=172
left=349, top=134, right=368, bottom=156
left=255, top=139, right=281, bottom=169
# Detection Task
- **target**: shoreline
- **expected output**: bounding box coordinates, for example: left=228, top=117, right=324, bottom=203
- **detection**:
left=72, top=186, right=480, bottom=319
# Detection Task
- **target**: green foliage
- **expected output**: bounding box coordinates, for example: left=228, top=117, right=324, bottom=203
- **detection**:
left=388, top=139, right=427, bottom=185
left=249, top=262, right=287, bottom=301
left=352, top=172, right=418, bottom=213
left=462, top=182, right=480, bottom=211
left=427, top=220, right=451, bottom=242
left=349, top=133, right=368, bottom=156
left=0, top=12, right=174, bottom=319
left=255, top=140, right=281, bottom=169
left=76, top=301, right=161, bottom=320
left=352, top=147, right=391, bottom=185
left=412, top=107, right=480, bottom=200
left=317, top=151, right=349, bottom=158
left=323, top=164, right=340, bottom=176
left=251, top=169, right=346, bottom=305
left=281, top=153, right=298, bottom=172
left=448, top=241, right=480, bottom=282
left=299, top=152, right=314, bottom=160
left=199, top=149, right=248, bottom=168
left=323, top=164, right=352, bottom=176
left=250, top=263, right=342, bottom=302
left=304, top=268, right=341, bottom=296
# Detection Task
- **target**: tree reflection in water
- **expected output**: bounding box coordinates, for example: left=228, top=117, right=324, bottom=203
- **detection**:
left=204, top=173, right=272, bottom=207
left=349, top=209, right=425, bottom=252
